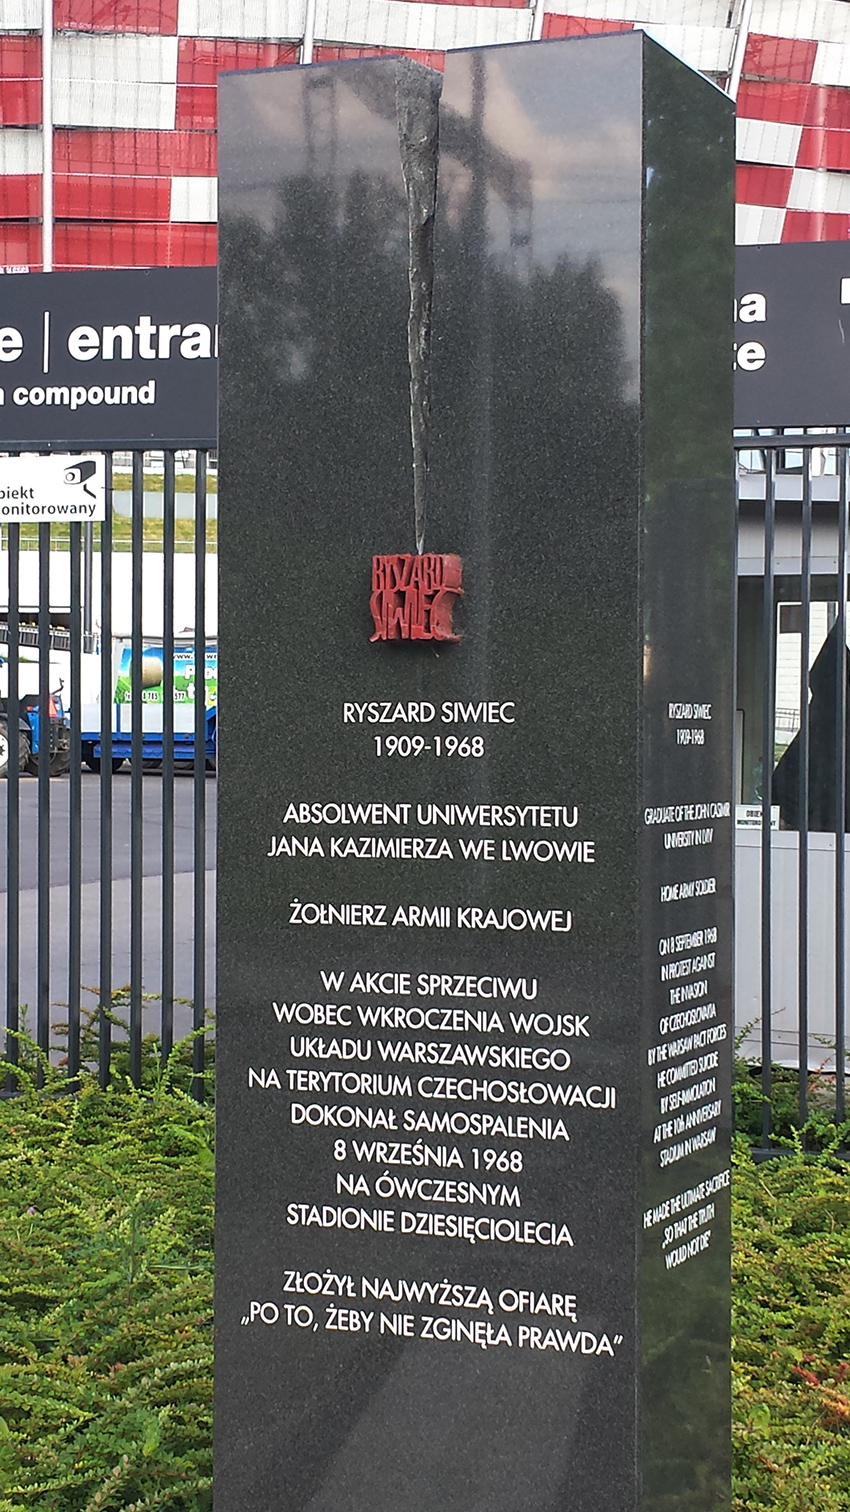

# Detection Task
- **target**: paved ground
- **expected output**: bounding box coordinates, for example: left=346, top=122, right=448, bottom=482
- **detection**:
left=0, top=771, right=216, bottom=1047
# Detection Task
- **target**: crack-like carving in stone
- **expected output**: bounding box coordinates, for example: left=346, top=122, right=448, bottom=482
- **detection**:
left=395, top=61, right=442, bottom=556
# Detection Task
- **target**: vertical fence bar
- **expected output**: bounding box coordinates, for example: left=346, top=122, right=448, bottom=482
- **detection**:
left=836, top=440, right=848, bottom=1123
left=761, top=448, right=777, bottom=1148
left=99, top=457, right=114, bottom=1087
left=36, top=522, right=51, bottom=1079
left=68, top=523, right=82, bottom=1081
left=83, top=521, right=93, bottom=640
left=5, top=525, right=20, bottom=1090
left=161, top=450, right=175, bottom=1061
left=193, top=451, right=207, bottom=1099
left=798, top=452, right=812, bottom=1129
left=130, top=451, right=144, bottom=1086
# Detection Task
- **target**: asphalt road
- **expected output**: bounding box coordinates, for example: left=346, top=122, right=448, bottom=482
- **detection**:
left=0, top=771, right=216, bottom=1047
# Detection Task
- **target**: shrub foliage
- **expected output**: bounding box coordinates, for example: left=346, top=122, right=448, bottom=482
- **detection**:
left=0, top=1053, right=213, bottom=1511
left=2, top=1048, right=850, bottom=1509
left=732, top=1140, right=850, bottom=1511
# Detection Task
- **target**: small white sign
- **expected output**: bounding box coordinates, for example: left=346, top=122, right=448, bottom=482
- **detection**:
left=0, top=453, right=106, bottom=522
left=736, top=804, right=780, bottom=830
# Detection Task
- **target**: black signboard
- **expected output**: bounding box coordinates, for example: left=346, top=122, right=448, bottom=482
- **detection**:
left=735, top=241, right=850, bottom=429
left=0, top=245, right=838, bottom=448
left=0, top=266, right=217, bottom=448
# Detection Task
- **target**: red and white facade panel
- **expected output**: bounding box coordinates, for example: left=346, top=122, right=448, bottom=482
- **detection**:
left=4, top=0, right=850, bottom=268
left=0, top=2, right=41, bottom=29
left=638, top=24, right=734, bottom=73
left=750, top=0, right=850, bottom=47
left=812, top=40, right=850, bottom=86
left=0, top=127, right=40, bottom=220
left=51, top=2, right=180, bottom=31
left=53, top=33, right=179, bottom=129
left=176, top=0, right=318, bottom=37
left=313, top=0, right=532, bottom=50
left=545, top=0, right=728, bottom=21
left=736, top=116, right=802, bottom=166
left=735, top=202, right=787, bottom=243
left=170, top=173, right=216, bottom=221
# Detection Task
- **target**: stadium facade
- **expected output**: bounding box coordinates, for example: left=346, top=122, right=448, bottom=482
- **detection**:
left=0, top=0, right=847, bottom=271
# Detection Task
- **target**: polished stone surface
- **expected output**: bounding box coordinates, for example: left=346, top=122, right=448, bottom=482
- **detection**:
left=216, top=37, right=735, bottom=1512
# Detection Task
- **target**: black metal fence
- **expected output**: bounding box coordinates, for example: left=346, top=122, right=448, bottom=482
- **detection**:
left=1, top=449, right=214, bottom=1097
left=4, top=435, right=850, bottom=1138
left=735, top=429, right=850, bottom=1148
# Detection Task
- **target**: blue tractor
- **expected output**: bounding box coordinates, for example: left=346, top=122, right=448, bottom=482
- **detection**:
left=0, top=684, right=71, bottom=777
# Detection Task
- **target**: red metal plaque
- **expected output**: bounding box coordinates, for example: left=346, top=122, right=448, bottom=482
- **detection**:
left=370, top=553, right=463, bottom=642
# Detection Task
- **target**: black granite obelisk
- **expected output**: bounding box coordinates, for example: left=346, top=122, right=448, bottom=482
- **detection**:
left=216, top=35, right=735, bottom=1512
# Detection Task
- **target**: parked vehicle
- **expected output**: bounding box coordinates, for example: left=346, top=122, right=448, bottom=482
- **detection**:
left=80, top=638, right=217, bottom=772
left=0, top=685, right=71, bottom=777
left=81, top=703, right=216, bottom=772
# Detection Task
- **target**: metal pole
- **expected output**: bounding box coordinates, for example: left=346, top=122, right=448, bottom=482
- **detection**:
left=68, top=523, right=82, bottom=1081
left=301, top=0, right=317, bottom=64
left=760, top=450, right=776, bottom=1148
left=41, top=0, right=53, bottom=272
left=98, top=458, right=114, bottom=1087
left=193, top=452, right=207, bottom=1099
left=5, top=526, right=20, bottom=1092
left=161, top=450, right=175, bottom=1062
left=836, top=441, right=848, bottom=1122
left=83, top=522, right=93, bottom=641
left=726, top=0, right=754, bottom=102
left=129, top=451, right=144, bottom=1086
left=36, top=523, right=51, bottom=1078
left=798, top=458, right=812, bottom=1129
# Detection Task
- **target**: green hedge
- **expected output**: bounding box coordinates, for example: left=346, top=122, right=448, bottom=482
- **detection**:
left=1, top=1060, right=850, bottom=1509
left=733, top=1139, right=850, bottom=1511
left=0, top=1060, right=213, bottom=1512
